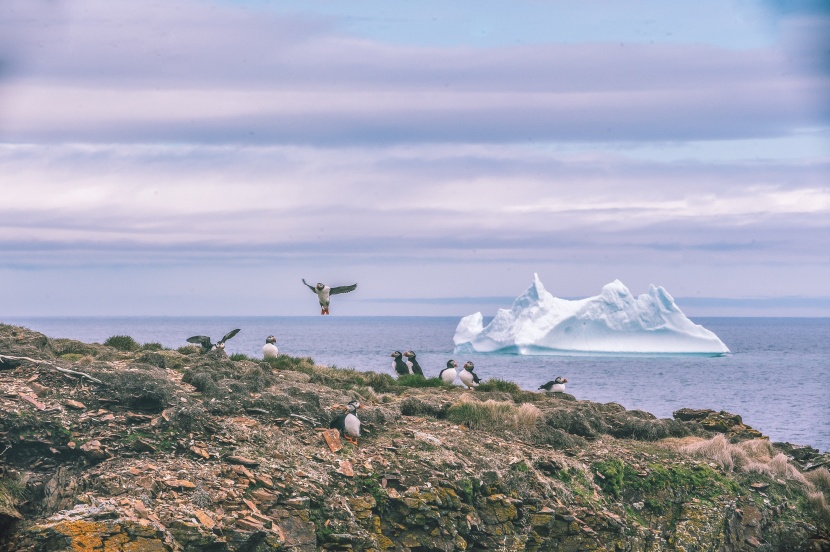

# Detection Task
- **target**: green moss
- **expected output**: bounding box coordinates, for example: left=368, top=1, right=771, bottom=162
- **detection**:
left=455, top=478, right=477, bottom=504
left=594, top=457, right=741, bottom=505
left=594, top=459, right=626, bottom=498
left=59, top=353, right=85, bottom=362
left=512, top=461, right=530, bottom=472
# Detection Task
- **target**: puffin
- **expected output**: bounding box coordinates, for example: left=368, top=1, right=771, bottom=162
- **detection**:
left=329, top=400, right=362, bottom=444
left=262, top=335, right=279, bottom=358
left=439, top=359, right=458, bottom=385
left=391, top=351, right=410, bottom=376
left=402, top=350, right=425, bottom=377
left=539, top=376, right=568, bottom=393
left=187, top=328, right=240, bottom=354
left=302, top=279, right=357, bottom=315
left=458, top=361, right=481, bottom=389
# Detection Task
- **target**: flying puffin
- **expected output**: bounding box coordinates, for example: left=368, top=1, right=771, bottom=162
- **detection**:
left=186, top=328, right=240, bottom=354
left=330, top=400, right=362, bottom=444
left=262, top=335, right=279, bottom=358
left=459, top=361, right=481, bottom=389
left=439, top=359, right=458, bottom=385
left=302, top=279, right=357, bottom=315
left=402, top=350, right=425, bottom=377
left=539, top=376, right=568, bottom=393
left=391, top=351, right=410, bottom=376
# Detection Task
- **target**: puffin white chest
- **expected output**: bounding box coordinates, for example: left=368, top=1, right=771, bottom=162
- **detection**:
left=549, top=383, right=566, bottom=393
left=459, top=370, right=477, bottom=387
left=262, top=343, right=279, bottom=358
left=344, top=413, right=360, bottom=438
left=440, top=368, right=457, bottom=384
left=316, top=287, right=332, bottom=304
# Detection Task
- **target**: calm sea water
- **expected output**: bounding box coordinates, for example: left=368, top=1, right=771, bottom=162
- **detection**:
left=4, top=316, right=829, bottom=452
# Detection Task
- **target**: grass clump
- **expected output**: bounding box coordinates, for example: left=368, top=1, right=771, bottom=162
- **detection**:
left=476, top=378, right=538, bottom=402
left=104, top=335, right=140, bottom=352
left=447, top=397, right=541, bottom=433
left=396, top=375, right=446, bottom=388
left=477, top=378, right=522, bottom=394
left=141, top=342, right=165, bottom=351
left=677, top=435, right=809, bottom=484
left=263, top=354, right=316, bottom=374
left=230, top=353, right=254, bottom=362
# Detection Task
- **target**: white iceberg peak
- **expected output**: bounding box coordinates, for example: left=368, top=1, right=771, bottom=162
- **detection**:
left=454, top=275, right=729, bottom=356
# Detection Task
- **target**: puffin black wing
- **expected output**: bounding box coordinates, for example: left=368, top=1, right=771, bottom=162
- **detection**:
left=219, top=328, right=241, bottom=345
left=405, top=351, right=425, bottom=377
left=329, top=411, right=347, bottom=432
left=410, top=360, right=424, bottom=377
left=187, top=335, right=212, bottom=349
left=302, top=279, right=317, bottom=293
left=330, top=283, right=357, bottom=295
left=539, top=381, right=554, bottom=391
left=472, top=371, right=482, bottom=384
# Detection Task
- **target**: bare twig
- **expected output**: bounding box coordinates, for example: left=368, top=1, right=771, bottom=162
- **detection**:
left=289, top=413, right=320, bottom=426
left=0, top=354, right=103, bottom=384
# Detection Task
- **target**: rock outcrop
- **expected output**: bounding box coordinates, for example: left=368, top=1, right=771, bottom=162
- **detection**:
left=0, top=323, right=828, bottom=551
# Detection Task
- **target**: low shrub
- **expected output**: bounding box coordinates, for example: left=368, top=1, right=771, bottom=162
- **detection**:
left=104, top=335, right=140, bottom=352
left=141, top=342, right=165, bottom=351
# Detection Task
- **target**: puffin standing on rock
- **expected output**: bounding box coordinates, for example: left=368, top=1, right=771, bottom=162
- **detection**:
left=403, top=350, right=425, bottom=377
left=330, top=400, right=362, bottom=444
left=459, top=361, right=481, bottom=389
left=391, top=351, right=410, bottom=376
left=262, top=336, right=279, bottom=358
left=439, top=360, right=458, bottom=385
left=539, top=377, right=568, bottom=393
left=302, top=279, right=357, bottom=315
left=187, top=329, right=241, bottom=354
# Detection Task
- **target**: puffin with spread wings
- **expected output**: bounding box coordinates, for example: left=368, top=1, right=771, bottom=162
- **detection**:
left=186, top=328, right=241, bottom=354
left=302, top=279, right=357, bottom=315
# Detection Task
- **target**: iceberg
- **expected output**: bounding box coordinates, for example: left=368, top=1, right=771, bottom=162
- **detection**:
left=453, top=274, right=729, bottom=356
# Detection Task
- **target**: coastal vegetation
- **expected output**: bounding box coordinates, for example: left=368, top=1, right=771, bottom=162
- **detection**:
left=0, top=322, right=828, bottom=551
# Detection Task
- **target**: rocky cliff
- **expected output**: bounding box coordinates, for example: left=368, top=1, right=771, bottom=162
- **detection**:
left=0, top=323, right=828, bottom=551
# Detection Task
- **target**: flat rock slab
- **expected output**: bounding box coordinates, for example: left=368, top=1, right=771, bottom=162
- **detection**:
left=225, top=455, right=260, bottom=467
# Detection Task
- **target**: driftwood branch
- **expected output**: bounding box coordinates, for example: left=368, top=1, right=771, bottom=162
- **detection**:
left=0, top=354, right=103, bottom=384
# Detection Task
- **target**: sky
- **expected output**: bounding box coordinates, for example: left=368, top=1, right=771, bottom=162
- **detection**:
left=0, top=0, right=828, bottom=317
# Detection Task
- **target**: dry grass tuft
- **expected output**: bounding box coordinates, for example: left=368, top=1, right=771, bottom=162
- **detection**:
left=678, top=434, right=742, bottom=471
left=806, top=467, right=830, bottom=496
left=674, top=435, right=814, bottom=486
left=447, top=396, right=541, bottom=433
left=807, top=490, right=830, bottom=528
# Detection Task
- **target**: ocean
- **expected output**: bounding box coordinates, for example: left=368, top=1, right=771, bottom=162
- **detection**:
left=3, top=316, right=829, bottom=453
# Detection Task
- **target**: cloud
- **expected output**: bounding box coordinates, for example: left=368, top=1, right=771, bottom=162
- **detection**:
left=1, top=1, right=827, bottom=145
